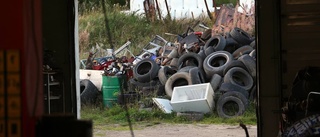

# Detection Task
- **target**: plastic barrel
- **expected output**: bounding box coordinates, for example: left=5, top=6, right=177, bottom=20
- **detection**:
left=102, top=75, right=126, bottom=108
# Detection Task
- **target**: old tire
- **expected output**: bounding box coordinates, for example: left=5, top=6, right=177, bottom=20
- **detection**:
left=169, top=58, right=179, bottom=70
left=232, top=45, right=253, bottom=59
left=224, top=37, right=240, bottom=53
left=238, top=54, right=256, bottom=79
left=250, top=40, right=256, bottom=49
left=210, top=74, right=222, bottom=91
left=249, top=85, right=257, bottom=103
left=178, top=52, right=203, bottom=69
left=158, top=66, right=176, bottom=85
left=165, top=72, right=193, bottom=97
left=80, top=79, right=100, bottom=105
left=133, top=58, right=160, bottom=83
left=224, top=67, right=253, bottom=91
left=216, top=93, right=246, bottom=118
left=249, top=49, right=256, bottom=60
left=222, top=91, right=249, bottom=109
left=230, top=27, right=252, bottom=45
left=204, top=35, right=226, bottom=51
left=189, top=67, right=206, bottom=84
left=203, top=51, right=233, bottom=78
left=129, top=78, right=159, bottom=91
left=140, top=85, right=165, bottom=96
left=219, top=82, right=249, bottom=99
left=198, top=49, right=207, bottom=60
left=204, top=46, right=215, bottom=56
left=223, top=60, right=248, bottom=76
left=177, top=66, right=197, bottom=73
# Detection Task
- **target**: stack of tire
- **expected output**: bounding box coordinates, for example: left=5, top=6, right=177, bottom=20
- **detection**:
left=131, top=27, right=256, bottom=118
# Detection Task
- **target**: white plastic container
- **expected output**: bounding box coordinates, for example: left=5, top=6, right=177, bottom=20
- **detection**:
left=170, top=83, right=214, bottom=114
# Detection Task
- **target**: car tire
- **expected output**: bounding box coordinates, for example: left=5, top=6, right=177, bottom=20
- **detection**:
left=230, top=27, right=252, bottom=45
left=133, top=58, right=160, bottom=83
left=203, top=51, right=233, bottom=78
left=165, top=72, right=193, bottom=97
left=223, top=60, right=248, bottom=76
left=178, top=52, right=204, bottom=70
left=189, top=67, right=206, bottom=84
left=219, top=82, right=249, bottom=99
left=216, top=93, right=246, bottom=118
left=232, top=45, right=253, bottom=59
left=210, top=74, right=222, bottom=91
left=238, top=54, right=256, bottom=79
left=158, top=66, right=176, bottom=85
left=204, top=35, right=226, bottom=51
left=224, top=67, right=254, bottom=91
left=80, top=79, right=100, bottom=105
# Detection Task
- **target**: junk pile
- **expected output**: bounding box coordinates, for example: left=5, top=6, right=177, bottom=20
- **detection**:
left=130, top=26, right=256, bottom=118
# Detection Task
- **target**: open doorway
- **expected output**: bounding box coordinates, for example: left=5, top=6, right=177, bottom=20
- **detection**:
left=78, top=0, right=257, bottom=136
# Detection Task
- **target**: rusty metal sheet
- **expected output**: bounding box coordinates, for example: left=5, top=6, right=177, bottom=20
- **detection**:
left=214, top=5, right=235, bottom=26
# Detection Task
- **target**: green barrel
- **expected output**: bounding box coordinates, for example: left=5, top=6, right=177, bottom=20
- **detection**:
left=102, top=75, right=127, bottom=108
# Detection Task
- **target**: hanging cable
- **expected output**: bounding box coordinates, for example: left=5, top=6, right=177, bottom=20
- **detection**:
left=100, top=1, right=135, bottom=137
left=101, top=0, right=115, bottom=56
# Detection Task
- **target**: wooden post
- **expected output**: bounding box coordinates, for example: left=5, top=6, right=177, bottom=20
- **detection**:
left=143, top=1, right=149, bottom=21
left=164, top=0, right=171, bottom=20
left=155, top=0, right=162, bottom=20
left=212, top=0, right=217, bottom=17
left=204, top=0, right=213, bottom=20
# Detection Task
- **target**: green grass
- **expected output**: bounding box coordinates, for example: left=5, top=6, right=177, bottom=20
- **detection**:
left=81, top=102, right=257, bottom=131
left=78, top=3, right=214, bottom=59
left=79, top=0, right=256, bottom=130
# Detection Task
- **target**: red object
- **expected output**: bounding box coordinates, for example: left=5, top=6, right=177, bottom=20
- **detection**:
left=194, top=31, right=203, bottom=37
left=92, top=60, right=113, bottom=70
left=0, top=0, right=43, bottom=137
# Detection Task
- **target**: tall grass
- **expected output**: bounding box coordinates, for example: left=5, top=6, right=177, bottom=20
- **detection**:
left=78, top=3, right=214, bottom=59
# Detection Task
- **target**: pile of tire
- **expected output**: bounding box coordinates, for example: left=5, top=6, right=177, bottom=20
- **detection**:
left=130, top=27, right=256, bottom=118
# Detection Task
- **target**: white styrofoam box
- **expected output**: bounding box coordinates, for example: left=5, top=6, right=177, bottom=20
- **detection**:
left=170, top=83, right=214, bottom=114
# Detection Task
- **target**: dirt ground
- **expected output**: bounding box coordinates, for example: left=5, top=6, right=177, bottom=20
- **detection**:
left=95, top=123, right=257, bottom=137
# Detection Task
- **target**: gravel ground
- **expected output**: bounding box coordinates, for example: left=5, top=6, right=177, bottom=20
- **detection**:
left=95, top=123, right=257, bottom=137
